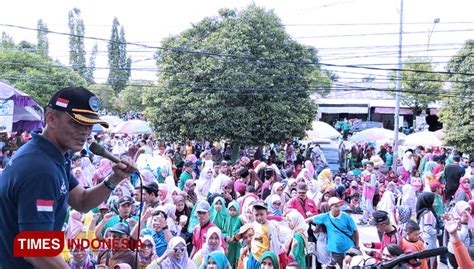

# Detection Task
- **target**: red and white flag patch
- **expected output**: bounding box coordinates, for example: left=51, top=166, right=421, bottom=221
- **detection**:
left=36, top=199, right=54, bottom=212
left=55, top=97, right=69, bottom=108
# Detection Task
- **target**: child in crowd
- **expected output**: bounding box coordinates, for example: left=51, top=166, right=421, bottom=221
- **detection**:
left=402, top=220, right=428, bottom=269
left=247, top=201, right=279, bottom=269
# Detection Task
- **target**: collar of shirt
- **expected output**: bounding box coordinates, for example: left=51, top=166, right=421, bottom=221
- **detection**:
left=31, top=132, right=68, bottom=165
left=329, top=211, right=342, bottom=219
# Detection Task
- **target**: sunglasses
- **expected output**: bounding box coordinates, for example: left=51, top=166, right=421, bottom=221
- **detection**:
left=273, top=202, right=282, bottom=205
left=174, top=247, right=186, bottom=253
left=142, top=244, right=153, bottom=249
left=463, top=181, right=470, bottom=184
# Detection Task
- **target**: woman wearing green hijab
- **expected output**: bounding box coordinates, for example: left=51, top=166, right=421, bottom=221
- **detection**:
left=259, top=251, right=279, bottom=269
left=200, top=251, right=232, bottom=269
left=223, top=200, right=243, bottom=268
left=210, top=196, right=229, bottom=231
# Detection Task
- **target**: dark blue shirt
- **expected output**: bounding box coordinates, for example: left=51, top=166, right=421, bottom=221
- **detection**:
left=0, top=133, right=79, bottom=269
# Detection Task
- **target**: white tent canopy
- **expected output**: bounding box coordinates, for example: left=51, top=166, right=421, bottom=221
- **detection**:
left=304, top=121, right=341, bottom=141
left=401, top=130, right=443, bottom=147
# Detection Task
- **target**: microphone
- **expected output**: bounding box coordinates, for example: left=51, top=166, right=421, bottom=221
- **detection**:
left=381, top=247, right=448, bottom=268
left=89, top=142, right=137, bottom=171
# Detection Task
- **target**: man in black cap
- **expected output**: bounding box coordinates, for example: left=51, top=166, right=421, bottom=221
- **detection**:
left=0, top=87, right=135, bottom=268
left=96, top=196, right=138, bottom=240
left=97, top=222, right=137, bottom=268
left=363, top=210, right=403, bottom=260
left=142, top=182, right=161, bottom=209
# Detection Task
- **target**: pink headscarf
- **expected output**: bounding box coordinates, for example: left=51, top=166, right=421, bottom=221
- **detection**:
left=305, top=160, right=315, bottom=180
left=73, top=167, right=89, bottom=188
left=66, top=210, right=83, bottom=240
left=454, top=177, right=472, bottom=200
left=452, top=201, right=474, bottom=229
left=93, top=159, right=113, bottom=184
left=186, top=154, right=197, bottom=163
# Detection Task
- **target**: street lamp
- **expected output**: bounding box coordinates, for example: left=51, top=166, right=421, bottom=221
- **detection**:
left=427, top=18, right=440, bottom=57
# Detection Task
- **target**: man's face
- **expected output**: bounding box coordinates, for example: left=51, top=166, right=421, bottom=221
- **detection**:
left=253, top=208, right=267, bottom=224
left=330, top=203, right=341, bottom=217
left=111, top=233, right=129, bottom=249
left=197, top=211, right=210, bottom=226
left=143, top=191, right=155, bottom=204
left=297, top=189, right=307, bottom=200
left=134, top=189, right=143, bottom=201
left=242, top=229, right=254, bottom=246
left=376, top=221, right=391, bottom=233
left=118, top=203, right=132, bottom=218
left=366, top=164, right=374, bottom=172
left=47, top=112, right=93, bottom=153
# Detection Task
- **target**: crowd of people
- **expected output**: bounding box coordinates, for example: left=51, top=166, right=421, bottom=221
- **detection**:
left=1, top=127, right=474, bottom=269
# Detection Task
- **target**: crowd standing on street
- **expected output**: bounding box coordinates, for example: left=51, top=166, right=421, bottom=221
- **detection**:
left=1, top=88, right=474, bottom=269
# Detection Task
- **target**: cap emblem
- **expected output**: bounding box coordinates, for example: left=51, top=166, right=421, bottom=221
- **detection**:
left=88, top=96, right=100, bottom=112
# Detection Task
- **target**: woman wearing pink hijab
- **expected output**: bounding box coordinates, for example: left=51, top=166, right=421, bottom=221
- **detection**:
left=305, top=160, right=315, bottom=180
left=73, top=167, right=90, bottom=188
left=92, top=159, right=113, bottom=184
left=66, top=210, right=83, bottom=240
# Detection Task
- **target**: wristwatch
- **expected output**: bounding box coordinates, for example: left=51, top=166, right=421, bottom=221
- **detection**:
left=103, top=176, right=117, bottom=191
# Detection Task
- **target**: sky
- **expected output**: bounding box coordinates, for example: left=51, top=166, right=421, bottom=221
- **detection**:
left=0, top=0, right=473, bottom=86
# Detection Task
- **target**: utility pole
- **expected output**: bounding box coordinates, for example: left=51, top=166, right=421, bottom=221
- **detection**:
left=392, top=0, right=404, bottom=173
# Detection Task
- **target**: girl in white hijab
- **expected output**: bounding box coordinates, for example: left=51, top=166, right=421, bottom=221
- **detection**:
left=196, top=166, right=214, bottom=201
left=377, top=182, right=397, bottom=224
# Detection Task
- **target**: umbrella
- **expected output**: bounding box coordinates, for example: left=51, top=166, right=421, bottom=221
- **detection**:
left=305, top=121, right=341, bottom=141
left=100, top=115, right=124, bottom=127
left=92, top=124, right=105, bottom=133
left=401, top=130, right=443, bottom=147
left=0, top=81, right=43, bottom=132
left=349, top=127, right=406, bottom=142
left=112, top=119, right=153, bottom=134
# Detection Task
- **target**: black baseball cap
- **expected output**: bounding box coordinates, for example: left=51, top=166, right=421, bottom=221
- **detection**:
left=143, top=182, right=159, bottom=194
left=369, top=210, right=389, bottom=225
left=109, top=222, right=130, bottom=235
left=47, top=87, right=109, bottom=128
left=118, top=196, right=134, bottom=206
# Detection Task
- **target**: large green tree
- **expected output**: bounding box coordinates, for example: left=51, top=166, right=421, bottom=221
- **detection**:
left=88, top=84, right=118, bottom=111
left=36, top=19, right=49, bottom=57
left=390, top=57, right=444, bottom=115
left=84, top=43, right=98, bottom=84
left=145, top=6, right=331, bottom=145
left=107, top=17, right=131, bottom=92
left=68, top=8, right=86, bottom=78
left=0, top=49, right=86, bottom=106
left=117, top=82, right=153, bottom=112
left=439, top=40, right=474, bottom=155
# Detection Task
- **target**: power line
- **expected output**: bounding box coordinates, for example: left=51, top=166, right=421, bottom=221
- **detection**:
left=295, top=29, right=474, bottom=39
left=284, top=21, right=474, bottom=27
left=1, top=24, right=473, bottom=77
left=2, top=59, right=473, bottom=85
left=1, top=72, right=471, bottom=100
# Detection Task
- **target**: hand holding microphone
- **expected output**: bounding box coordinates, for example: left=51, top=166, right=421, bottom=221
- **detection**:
left=89, top=142, right=137, bottom=185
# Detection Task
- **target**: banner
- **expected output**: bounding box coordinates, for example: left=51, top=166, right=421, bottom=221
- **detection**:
left=0, top=99, right=14, bottom=133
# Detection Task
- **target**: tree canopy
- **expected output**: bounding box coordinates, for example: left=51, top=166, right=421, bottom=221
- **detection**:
left=145, top=5, right=331, bottom=145
left=0, top=49, right=86, bottom=106
left=439, top=40, right=474, bottom=155
left=107, top=17, right=131, bottom=92
left=390, top=57, right=444, bottom=115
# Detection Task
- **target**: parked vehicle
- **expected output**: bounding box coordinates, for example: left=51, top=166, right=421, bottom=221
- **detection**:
left=349, top=121, right=383, bottom=134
